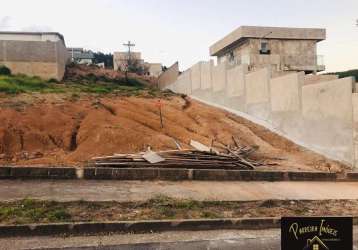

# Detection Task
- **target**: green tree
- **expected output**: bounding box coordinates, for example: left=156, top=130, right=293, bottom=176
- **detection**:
left=93, top=52, right=113, bottom=69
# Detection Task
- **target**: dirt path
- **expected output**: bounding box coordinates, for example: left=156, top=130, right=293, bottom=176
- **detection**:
left=0, top=93, right=348, bottom=172
left=2, top=180, right=358, bottom=202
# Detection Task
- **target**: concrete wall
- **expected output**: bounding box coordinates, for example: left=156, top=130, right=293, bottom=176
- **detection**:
left=352, top=94, right=358, bottom=168
left=245, top=67, right=271, bottom=120
left=212, top=62, right=226, bottom=92
left=158, top=62, right=179, bottom=89
left=175, top=69, right=192, bottom=95
left=200, top=61, right=213, bottom=90
left=0, top=39, right=68, bottom=80
left=55, top=40, right=68, bottom=81
left=191, top=62, right=201, bottom=91
left=0, top=32, right=63, bottom=43
left=304, top=74, right=338, bottom=85
left=163, top=61, right=357, bottom=167
left=226, top=64, right=247, bottom=97
left=270, top=72, right=303, bottom=112
left=301, top=78, right=354, bottom=163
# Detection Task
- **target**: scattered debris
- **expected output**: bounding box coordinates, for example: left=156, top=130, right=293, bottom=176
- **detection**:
left=173, top=139, right=182, bottom=150
left=190, top=140, right=211, bottom=152
left=181, top=94, right=191, bottom=110
left=90, top=143, right=265, bottom=170
left=142, top=151, right=165, bottom=164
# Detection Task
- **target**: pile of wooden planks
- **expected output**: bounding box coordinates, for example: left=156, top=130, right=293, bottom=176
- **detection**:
left=89, top=147, right=264, bottom=170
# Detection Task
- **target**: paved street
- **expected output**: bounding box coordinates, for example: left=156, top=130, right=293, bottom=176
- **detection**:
left=2, top=180, right=358, bottom=202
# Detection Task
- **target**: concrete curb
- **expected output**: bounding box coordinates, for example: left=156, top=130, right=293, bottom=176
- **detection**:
left=0, top=166, right=356, bottom=182
left=0, top=218, right=281, bottom=237
left=0, top=166, right=77, bottom=180
left=2, top=217, right=358, bottom=238
left=83, top=168, right=340, bottom=181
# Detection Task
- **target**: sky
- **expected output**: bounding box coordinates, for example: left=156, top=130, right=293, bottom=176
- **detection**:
left=0, top=0, right=357, bottom=72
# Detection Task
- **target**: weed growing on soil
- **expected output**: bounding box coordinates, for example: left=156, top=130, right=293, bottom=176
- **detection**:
left=1, top=197, right=354, bottom=225
left=0, top=199, right=72, bottom=224
left=0, top=74, right=168, bottom=96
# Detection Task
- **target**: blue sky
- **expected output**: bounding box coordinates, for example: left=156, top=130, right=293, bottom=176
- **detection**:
left=0, top=0, right=357, bottom=71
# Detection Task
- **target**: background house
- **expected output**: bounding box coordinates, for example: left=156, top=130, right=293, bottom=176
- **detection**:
left=0, top=31, right=69, bottom=80
left=67, top=48, right=95, bottom=65
left=113, top=51, right=162, bottom=76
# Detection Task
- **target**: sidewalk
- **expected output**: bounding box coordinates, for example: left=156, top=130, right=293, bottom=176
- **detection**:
left=2, top=180, right=358, bottom=202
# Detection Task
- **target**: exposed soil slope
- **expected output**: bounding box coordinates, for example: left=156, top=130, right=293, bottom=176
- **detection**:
left=0, top=93, right=348, bottom=172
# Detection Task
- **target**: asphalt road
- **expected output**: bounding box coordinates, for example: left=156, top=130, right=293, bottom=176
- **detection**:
left=2, top=180, right=358, bottom=202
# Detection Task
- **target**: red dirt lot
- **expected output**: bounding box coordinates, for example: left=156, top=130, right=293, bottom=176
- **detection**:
left=0, top=93, right=349, bottom=172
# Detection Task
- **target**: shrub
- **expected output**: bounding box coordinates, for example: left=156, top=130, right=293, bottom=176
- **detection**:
left=47, top=78, right=59, bottom=83
left=0, top=65, right=11, bottom=76
left=47, top=209, right=71, bottom=222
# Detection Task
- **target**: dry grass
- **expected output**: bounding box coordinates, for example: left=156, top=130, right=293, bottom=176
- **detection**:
left=0, top=196, right=358, bottom=225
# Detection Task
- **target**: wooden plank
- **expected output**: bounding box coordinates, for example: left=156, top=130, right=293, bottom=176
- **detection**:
left=142, top=151, right=165, bottom=164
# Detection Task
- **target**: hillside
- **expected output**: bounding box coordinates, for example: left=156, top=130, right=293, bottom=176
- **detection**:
left=0, top=92, right=348, bottom=172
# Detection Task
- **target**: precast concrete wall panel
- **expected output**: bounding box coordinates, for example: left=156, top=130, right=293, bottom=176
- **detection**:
left=200, top=61, right=212, bottom=90
left=270, top=72, right=303, bottom=112
left=302, top=78, right=353, bottom=122
left=226, top=64, right=248, bottom=97
left=212, top=63, right=226, bottom=92
left=158, top=62, right=179, bottom=89
left=177, top=70, right=192, bottom=95
left=176, top=76, right=184, bottom=94
left=352, top=93, right=358, bottom=168
left=172, top=82, right=178, bottom=92
left=245, top=68, right=272, bottom=120
left=245, top=68, right=271, bottom=104
left=301, top=77, right=354, bottom=164
left=191, top=63, right=201, bottom=91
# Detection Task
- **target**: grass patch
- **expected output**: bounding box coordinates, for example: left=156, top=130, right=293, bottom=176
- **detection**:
left=0, top=198, right=72, bottom=224
left=0, top=74, right=170, bottom=97
left=1, top=197, right=355, bottom=225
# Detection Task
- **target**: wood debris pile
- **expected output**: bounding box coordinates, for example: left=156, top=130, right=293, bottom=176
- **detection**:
left=89, top=138, right=270, bottom=170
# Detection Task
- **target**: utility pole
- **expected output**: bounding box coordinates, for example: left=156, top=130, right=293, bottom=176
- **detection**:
left=123, top=41, right=135, bottom=66
left=155, top=99, right=164, bottom=129
left=123, top=41, right=135, bottom=81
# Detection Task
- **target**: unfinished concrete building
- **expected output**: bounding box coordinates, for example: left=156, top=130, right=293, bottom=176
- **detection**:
left=0, top=32, right=69, bottom=80
left=209, top=26, right=326, bottom=73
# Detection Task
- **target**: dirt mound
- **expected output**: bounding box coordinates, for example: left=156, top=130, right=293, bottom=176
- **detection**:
left=0, top=94, right=349, bottom=172
left=64, top=64, right=157, bottom=85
